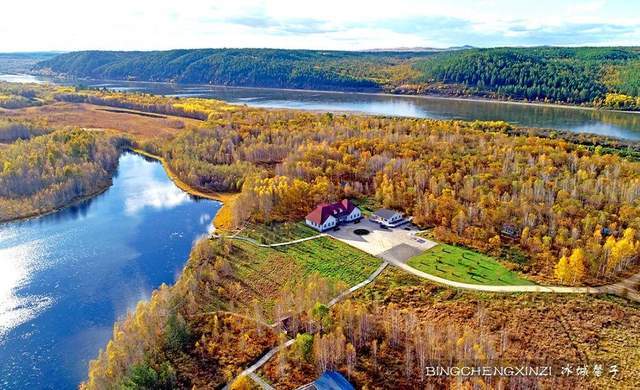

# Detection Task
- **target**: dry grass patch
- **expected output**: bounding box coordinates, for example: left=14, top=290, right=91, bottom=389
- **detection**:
left=1, top=102, right=200, bottom=138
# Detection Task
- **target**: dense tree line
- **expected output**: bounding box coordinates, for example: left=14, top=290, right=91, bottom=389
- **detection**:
left=36, top=49, right=435, bottom=92
left=605, top=60, right=640, bottom=97
left=0, top=128, right=127, bottom=221
left=596, top=93, right=640, bottom=111
left=0, top=118, right=51, bottom=142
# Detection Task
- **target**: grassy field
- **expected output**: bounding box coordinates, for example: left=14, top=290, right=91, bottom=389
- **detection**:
left=238, top=222, right=319, bottom=245
left=232, top=234, right=381, bottom=288
left=407, top=243, right=534, bottom=286
left=277, top=237, right=381, bottom=285
left=2, top=102, right=199, bottom=139
left=226, top=232, right=381, bottom=318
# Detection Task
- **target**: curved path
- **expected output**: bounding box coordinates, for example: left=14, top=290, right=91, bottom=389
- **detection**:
left=213, top=231, right=640, bottom=301
left=223, top=261, right=389, bottom=390
left=211, top=232, right=326, bottom=248
left=387, top=259, right=640, bottom=302
left=220, top=232, right=639, bottom=389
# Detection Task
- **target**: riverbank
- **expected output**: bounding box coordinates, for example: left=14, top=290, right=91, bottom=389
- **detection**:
left=128, top=148, right=238, bottom=229
left=0, top=184, right=111, bottom=225
left=31, top=73, right=640, bottom=116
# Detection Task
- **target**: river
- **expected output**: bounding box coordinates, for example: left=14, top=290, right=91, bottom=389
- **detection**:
left=0, top=153, right=220, bottom=389
left=5, top=74, right=640, bottom=140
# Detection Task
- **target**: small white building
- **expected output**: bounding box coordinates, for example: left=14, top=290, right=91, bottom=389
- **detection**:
left=305, top=199, right=362, bottom=232
left=370, top=208, right=405, bottom=227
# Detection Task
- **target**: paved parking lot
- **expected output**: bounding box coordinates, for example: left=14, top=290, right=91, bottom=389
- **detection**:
left=327, top=219, right=437, bottom=262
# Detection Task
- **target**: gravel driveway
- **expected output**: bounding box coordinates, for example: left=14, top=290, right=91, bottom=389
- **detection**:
left=327, top=219, right=437, bottom=262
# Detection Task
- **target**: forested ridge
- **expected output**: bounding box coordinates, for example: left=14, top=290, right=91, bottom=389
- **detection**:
left=35, top=47, right=640, bottom=109
left=413, top=47, right=640, bottom=109
left=35, top=49, right=433, bottom=91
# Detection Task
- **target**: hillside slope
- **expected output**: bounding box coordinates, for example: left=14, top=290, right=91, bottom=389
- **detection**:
left=35, top=49, right=434, bottom=91
left=414, top=47, right=640, bottom=105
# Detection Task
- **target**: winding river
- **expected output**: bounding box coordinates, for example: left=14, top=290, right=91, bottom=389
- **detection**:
left=0, top=153, right=220, bottom=389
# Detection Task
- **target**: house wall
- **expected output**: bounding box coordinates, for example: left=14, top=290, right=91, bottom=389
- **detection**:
left=306, top=215, right=337, bottom=231
left=346, top=208, right=361, bottom=221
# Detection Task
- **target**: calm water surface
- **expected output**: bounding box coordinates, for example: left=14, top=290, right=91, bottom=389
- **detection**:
left=0, top=153, right=220, bottom=389
left=4, top=73, right=640, bottom=140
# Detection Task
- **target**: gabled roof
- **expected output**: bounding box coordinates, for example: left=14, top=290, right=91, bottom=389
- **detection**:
left=314, top=371, right=354, bottom=390
left=306, top=199, right=357, bottom=225
left=372, top=208, right=402, bottom=220
left=339, top=199, right=356, bottom=214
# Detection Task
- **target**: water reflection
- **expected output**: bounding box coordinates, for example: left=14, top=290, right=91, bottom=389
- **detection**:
left=122, top=156, right=190, bottom=215
left=0, top=153, right=220, bottom=389
left=0, top=241, right=53, bottom=342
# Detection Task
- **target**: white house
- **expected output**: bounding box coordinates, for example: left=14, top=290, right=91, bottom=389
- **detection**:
left=370, top=208, right=405, bottom=227
left=305, top=199, right=362, bottom=232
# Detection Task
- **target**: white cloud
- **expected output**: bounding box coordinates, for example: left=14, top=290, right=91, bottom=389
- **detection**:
left=1, top=0, right=639, bottom=51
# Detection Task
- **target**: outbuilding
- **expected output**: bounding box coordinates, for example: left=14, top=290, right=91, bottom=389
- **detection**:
left=370, top=208, right=405, bottom=227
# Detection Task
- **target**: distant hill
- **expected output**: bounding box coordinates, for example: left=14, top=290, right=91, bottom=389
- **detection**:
left=35, top=47, right=640, bottom=108
left=365, top=45, right=474, bottom=52
left=0, top=52, right=61, bottom=73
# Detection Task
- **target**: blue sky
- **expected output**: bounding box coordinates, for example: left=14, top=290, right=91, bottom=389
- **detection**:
left=2, top=0, right=640, bottom=51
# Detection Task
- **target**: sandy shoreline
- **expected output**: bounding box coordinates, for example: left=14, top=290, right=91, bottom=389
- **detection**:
left=128, top=148, right=238, bottom=229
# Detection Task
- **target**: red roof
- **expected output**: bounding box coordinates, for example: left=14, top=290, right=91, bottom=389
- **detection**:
left=306, top=199, right=356, bottom=225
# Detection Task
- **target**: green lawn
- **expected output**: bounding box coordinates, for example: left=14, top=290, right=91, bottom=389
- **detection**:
left=407, top=244, right=534, bottom=286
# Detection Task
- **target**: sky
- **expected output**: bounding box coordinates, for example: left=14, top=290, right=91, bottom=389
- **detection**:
left=2, top=0, right=640, bottom=52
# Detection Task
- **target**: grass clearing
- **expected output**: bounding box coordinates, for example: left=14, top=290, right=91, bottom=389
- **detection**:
left=239, top=222, right=319, bottom=245
left=277, top=237, right=381, bottom=286
left=407, top=243, right=534, bottom=286
left=231, top=234, right=381, bottom=288
left=226, top=233, right=381, bottom=319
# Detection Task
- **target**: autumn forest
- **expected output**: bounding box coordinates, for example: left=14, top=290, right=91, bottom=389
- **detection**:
left=2, top=78, right=640, bottom=388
